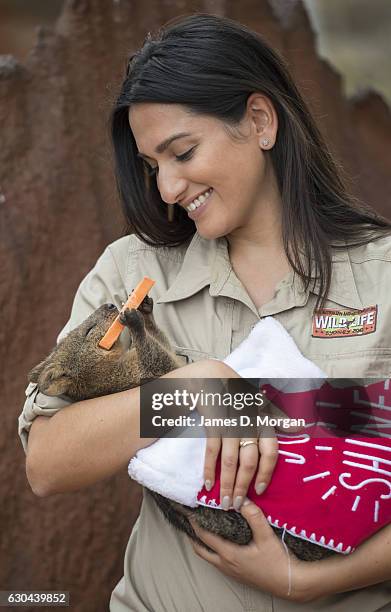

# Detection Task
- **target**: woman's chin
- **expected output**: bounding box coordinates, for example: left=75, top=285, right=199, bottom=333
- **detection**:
left=195, top=222, right=229, bottom=241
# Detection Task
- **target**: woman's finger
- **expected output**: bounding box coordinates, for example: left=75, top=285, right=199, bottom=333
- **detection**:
left=240, top=500, right=275, bottom=546
left=191, top=539, right=220, bottom=566
left=232, top=439, right=258, bottom=511
left=203, top=437, right=221, bottom=490
left=190, top=519, right=235, bottom=559
left=254, top=431, right=278, bottom=495
left=220, top=438, right=240, bottom=510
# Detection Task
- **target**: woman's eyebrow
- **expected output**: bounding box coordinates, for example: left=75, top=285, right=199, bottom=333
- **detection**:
left=137, top=132, right=192, bottom=159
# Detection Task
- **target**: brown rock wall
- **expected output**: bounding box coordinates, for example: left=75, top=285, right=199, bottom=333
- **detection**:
left=1, top=1, right=390, bottom=610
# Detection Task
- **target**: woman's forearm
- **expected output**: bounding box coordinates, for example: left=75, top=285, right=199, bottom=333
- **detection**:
left=26, top=384, right=148, bottom=496
left=26, top=359, right=236, bottom=496
left=298, top=523, right=391, bottom=602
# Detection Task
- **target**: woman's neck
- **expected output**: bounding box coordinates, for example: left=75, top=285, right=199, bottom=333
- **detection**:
left=227, top=187, right=287, bottom=265
left=226, top=192, right=292, bottom=308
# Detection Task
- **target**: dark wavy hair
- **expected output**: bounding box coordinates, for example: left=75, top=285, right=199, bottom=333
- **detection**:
left=111, top=13, right=391, bottom=307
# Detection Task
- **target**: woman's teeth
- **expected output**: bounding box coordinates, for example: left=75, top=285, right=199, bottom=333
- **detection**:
left=186, top=188, right=213, bottom=212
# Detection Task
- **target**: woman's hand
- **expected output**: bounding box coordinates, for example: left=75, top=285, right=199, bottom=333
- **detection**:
left=198, top=360, right=279, bottom=511
left=190, top=501, right=309, bottom=602
left=191, top=501, right=391, bottom=603
left=203, top=433, right=278, bottom=511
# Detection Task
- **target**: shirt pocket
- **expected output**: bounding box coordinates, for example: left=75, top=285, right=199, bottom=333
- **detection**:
left=172, top=345, right=215, bottom=365
left=310, top=349, right=391, bottom=378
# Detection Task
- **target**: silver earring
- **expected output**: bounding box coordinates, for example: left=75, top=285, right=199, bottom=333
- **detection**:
left=261, top=138, right=270, bottom=148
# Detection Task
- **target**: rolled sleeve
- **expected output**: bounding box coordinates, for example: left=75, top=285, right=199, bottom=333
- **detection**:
left=18, top=383, right=73, bottom=454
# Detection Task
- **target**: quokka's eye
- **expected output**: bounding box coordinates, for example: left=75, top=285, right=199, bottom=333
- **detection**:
left=85, top=324, right=96, bottom=336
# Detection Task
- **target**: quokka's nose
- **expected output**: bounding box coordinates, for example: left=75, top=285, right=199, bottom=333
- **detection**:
left=107, top=303, right=117, bottom=310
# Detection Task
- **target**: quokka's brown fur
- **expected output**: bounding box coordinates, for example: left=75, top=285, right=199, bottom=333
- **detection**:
left=29, top=297, right=334, bottom=561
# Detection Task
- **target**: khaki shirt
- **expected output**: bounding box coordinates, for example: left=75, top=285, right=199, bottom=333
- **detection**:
left=19, top=232, right=391, bottom=611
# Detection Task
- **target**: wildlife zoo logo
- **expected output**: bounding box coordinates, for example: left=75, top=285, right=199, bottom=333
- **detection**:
left=312, top=306, right=377, bottom=338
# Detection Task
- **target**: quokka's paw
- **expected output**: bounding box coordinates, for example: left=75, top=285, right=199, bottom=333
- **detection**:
left=138, top=295, right=153, bottom=315
left=119, top=308, right=144, bottom=331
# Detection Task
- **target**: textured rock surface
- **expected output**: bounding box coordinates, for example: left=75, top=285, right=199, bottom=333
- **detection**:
left=1, top=1, right=390, bottom=610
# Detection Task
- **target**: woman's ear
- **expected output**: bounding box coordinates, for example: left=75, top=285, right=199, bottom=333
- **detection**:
left=247, top=92, right=278, bottom=150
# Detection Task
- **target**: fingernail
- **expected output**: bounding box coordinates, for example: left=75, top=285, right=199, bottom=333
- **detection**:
left=233, top=496, right=243, bottom=512
left=242, top=497, right=251, bottom=507
left=255, top=482, right=267, bottom=495
left=222, top=496, right=231, bottom=511
left=205, top=480, right=212, bottom=491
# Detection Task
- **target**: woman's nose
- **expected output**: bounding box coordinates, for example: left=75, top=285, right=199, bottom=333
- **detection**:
left=157, top=168, right=187, bottom=205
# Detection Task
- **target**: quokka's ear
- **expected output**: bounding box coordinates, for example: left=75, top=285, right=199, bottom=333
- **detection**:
left=28, top=346, right=59, bottom=383
left=28, top=360, right=47, bottom=383
left=37, top=364, right=71, bottom=396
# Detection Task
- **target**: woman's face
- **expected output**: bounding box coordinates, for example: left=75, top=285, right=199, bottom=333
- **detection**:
left=128, top=102, right=274, bottom=240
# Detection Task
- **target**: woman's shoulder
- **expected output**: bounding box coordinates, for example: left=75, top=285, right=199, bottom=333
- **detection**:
left=108, top=233, right=191, bottom=266
left=347, top=234, right=391, bottom=263
left=105, top=232, right=193, bottom=287
left=344, top=234, right=391, bottom=310
left=104, top=234, right=194, bottom=305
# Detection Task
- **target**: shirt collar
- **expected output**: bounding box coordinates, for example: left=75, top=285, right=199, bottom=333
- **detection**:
left=157, top=233, right=212, bottom=303
left=157, top=233, right=364, bottom=311
left=310, top=248, right=364, bottom=309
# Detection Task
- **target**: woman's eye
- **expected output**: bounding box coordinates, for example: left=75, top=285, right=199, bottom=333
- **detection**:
left=176, top=146, right=196, bottom=162
left=142, top=146, right=196, bottom=178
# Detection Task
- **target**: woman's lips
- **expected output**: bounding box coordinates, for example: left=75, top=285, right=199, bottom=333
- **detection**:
left=187, top=189, right=213, bottom=220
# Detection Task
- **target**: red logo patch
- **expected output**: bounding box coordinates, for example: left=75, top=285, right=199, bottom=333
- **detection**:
left=312, top=306, right=378, bottom=338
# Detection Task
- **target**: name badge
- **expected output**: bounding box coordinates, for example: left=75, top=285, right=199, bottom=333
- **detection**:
left=312, top=305, right=377, bottom=338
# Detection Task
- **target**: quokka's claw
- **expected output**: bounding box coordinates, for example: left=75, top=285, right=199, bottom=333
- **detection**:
left=120, top=308, right=144, bottom=328
left=138, top=294, right=154, bottom=314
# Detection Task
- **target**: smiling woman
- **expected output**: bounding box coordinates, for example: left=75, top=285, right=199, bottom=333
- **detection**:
left=107, top=14, right=391, bottom=610
left=21, top=12, right=391, bottom=612
left=128, top=100, right=278, bottom=242
left=111, top=14, right=390, bottom=310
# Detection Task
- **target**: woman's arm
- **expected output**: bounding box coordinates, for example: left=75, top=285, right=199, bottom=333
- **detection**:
left=26, top=359, right=237, bottom=497
left=299, top=520, right=391, bottom=601
left=190, top=501, right=391, bottom=603
left=26, top=385, right=146, bottom=497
